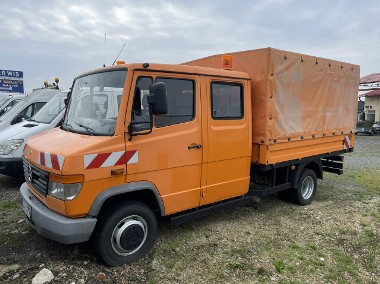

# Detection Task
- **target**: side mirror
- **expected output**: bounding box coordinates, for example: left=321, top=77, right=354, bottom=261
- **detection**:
left=127, top=82, right=168, bottom=141
left=148, top=82, right=168, bottom=115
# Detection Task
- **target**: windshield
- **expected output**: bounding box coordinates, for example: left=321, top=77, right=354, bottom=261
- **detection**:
left=62, top=70, right=126, bottom=136
left=31, top=92, right=67, bottom=124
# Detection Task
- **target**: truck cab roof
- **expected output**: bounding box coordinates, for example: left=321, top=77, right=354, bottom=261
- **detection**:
left=76, top=63, right=251, bottom=81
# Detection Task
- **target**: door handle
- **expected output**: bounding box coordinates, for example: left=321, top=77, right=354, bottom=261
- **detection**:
left=188, top=144, right=202, bottom=150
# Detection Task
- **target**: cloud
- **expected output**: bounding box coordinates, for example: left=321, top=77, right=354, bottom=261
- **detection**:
left=0, top=0, right=379, bottom=90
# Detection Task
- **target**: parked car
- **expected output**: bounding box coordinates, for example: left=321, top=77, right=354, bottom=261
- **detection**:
left=355, top=121, right=380, bottom=135
left=372, top=122, right=380, bottom=134
left=0, top=91, right=67, bottom=177
left=0, top=88, right=61, bottom=132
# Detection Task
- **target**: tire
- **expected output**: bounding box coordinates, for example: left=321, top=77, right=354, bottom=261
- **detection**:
left=94, top=200, right=157, bottom=266
left=278, top=168, right=317, bottom=205
left=293, top=169, right=317, bottom=205
left=370, top=130, right=374, bottom=136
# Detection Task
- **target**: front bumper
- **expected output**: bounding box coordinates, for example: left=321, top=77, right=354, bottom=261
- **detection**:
left=20, top=182, right=97, bottom=244
left=0, top=157, right=23, bottom=177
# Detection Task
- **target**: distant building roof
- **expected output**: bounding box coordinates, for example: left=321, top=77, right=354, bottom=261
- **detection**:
left=363, top=89, right=380, bottom=97
left=360, top=73, right=380, bottom=84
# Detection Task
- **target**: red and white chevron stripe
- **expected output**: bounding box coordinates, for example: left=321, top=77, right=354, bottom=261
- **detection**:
left=84, top=150, right=138, bottom=169
left=343, top=135, right=351, bottom=150
left=37, top=152, right=65, bottom=171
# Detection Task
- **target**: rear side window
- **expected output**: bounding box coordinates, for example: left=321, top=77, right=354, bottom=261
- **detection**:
left=211, top=82, right=243, bottom=119
left=155, top=78, right=195, bottom=127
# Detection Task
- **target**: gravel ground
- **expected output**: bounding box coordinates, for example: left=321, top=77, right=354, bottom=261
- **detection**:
left=0, top=135, right=379, bottom=284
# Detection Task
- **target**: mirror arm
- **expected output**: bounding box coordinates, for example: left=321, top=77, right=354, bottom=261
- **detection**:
left=127, top=125, right=134, bottom=141
left=127, top=108, right=154, bottom=141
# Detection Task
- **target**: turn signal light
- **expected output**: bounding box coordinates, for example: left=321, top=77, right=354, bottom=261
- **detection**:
left=116, top=60, right=125, bottom=65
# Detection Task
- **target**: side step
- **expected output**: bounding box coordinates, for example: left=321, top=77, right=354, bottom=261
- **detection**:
left=170, top=196, right=251, bottom=226
left=248, top=182, right=291, bottom=197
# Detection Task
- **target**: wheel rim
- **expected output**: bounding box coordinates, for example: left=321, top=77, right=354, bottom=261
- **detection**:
left=111, top=215, right=148, bottom=256
left=301, top=176, right=314, bottom=199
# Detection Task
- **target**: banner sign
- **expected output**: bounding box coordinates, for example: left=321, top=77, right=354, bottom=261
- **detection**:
left=0, top=70, right=24, bottom=94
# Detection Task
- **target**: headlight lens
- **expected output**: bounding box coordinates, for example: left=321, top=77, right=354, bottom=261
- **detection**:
left=48, top=181, right=82, bottom=200
left=0, top=139, right=24, bottom=155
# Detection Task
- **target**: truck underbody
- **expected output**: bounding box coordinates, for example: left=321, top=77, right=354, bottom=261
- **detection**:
left=169, top=148, right=351, bottom=226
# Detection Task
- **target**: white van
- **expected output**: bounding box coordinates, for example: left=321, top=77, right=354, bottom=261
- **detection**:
left=0, top=89, right=61, bottom=132
left=0, top=95, right=24, bottom=116
left=0, top=92, right=67, bottom=177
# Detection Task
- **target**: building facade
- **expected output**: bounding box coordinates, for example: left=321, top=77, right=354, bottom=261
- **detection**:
left=363, top=90, right=380, bottom=122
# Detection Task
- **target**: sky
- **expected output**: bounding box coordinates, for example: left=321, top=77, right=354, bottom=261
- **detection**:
left=1, top=0, right=380, bottom=92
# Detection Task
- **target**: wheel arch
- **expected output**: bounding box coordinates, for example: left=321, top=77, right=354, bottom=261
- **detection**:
left=291, top=160, right=323, bottom=188
left=88, top=181, right=165, bottom=218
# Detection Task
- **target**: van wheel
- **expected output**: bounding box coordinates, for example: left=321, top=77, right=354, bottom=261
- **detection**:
left=94, top=200, right=157, bottom=266
left=294, top=169, right=317, bottom=205
left=278, top=169, right=317, bottom=205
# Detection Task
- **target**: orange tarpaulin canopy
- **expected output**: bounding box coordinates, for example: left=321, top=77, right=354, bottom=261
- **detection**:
left=185, top=48, right=360, bottom=145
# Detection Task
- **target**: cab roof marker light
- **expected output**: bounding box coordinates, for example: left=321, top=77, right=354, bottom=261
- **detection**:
left=222, top=55, right=232, bottom=70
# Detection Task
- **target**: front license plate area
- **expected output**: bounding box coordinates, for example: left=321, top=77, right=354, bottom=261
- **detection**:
left=22, top=198, right=32, bottom=219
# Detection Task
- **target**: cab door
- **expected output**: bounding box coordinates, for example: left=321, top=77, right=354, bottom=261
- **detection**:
left=200, top=77, right=251, bottom=205
left=125, top=71, right=203, bottom=215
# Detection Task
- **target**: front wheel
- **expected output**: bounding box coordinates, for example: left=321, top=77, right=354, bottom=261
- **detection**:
left=94, top=200, right=157, bottom=266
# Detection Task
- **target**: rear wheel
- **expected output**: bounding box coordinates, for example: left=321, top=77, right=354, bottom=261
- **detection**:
left=278, top=168, right=317, bottom=205
left=294, top=169, right=317, bottom=205
left=94, top=200, right=157, bottom=266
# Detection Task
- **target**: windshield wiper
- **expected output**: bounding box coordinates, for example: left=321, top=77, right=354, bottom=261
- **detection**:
left=28, top=118, right=39, bottom=123
left=75, top=122, right=95, bottom=135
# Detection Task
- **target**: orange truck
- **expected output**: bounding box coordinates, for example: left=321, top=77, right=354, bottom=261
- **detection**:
left=20, top=48, right=359, bottom=266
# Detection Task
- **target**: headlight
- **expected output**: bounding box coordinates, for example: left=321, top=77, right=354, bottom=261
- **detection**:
left=0, top=139, right=24, bottom=155
left=48, top=181, right=82, bottom=201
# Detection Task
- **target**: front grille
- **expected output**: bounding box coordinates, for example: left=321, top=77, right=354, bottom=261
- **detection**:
left=23, top=158, right=49, bottom=196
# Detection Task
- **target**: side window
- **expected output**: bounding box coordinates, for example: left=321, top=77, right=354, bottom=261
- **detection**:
left=20, top=104, right=34, bottom=119
left=34, top=102, right=46, bottom=115
left=155, top=78, right=195, bottom=127
left=211, top=82, right=243, bottom=119
left=131, top=77, right=153, bottom=124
